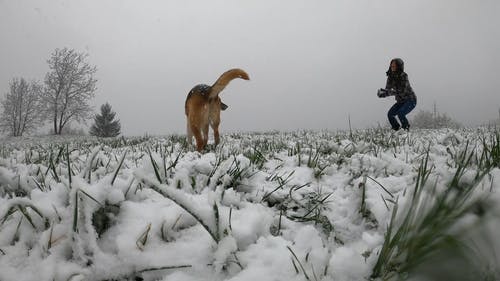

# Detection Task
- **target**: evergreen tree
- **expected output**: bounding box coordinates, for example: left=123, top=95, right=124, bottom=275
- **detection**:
left=89, top=103, right=121, bottom=137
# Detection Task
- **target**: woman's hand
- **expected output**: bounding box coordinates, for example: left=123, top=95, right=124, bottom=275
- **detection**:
left=377, top=88, right=389, bottom=97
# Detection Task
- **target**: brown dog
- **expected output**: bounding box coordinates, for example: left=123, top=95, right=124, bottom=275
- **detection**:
left=185, top=68, right=249, bottom=151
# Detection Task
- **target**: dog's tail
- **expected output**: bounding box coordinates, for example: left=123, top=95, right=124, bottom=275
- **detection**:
left=209, top=68, right=250, bottom=99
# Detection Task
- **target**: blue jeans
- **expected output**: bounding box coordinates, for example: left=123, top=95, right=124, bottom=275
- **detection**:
left=388, top=100, right=416, bottom=130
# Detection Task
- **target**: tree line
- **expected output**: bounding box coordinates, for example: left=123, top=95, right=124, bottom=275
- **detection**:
left=0, top=48, right=120, bottom=137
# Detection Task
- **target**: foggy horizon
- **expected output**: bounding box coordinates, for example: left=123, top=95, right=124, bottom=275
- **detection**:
left=1, top=0, right=499, bottom=136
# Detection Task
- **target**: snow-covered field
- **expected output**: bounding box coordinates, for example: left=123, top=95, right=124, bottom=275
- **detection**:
left=0, top=129, right=499, bottom=281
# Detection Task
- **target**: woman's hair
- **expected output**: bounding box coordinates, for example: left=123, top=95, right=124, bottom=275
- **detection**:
left=387, top=58, right=405, bottom=75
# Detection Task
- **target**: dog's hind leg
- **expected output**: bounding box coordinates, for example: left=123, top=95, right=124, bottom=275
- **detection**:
left=202, top=124, right=209, bottom=148
left=209, top=115, right=221, bottom=146
left=190, top=123, right=204, bottom=152
left=186, top=121, right=193, bottom=146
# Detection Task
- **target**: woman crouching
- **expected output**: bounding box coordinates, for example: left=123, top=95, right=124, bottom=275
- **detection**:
left=378, top=58, right=417, bottom=131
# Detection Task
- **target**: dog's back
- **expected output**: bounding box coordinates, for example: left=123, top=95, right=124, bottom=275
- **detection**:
left=185, top=84, right=211, bottom=115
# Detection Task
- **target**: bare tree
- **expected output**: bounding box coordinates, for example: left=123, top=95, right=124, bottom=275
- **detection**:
left=41, top=48, right=97, bottom=135
left=0, top=78, right=43, bottom=137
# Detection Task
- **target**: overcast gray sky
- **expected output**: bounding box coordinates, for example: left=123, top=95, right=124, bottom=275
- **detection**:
left=1, top=0, right=499, bottom=136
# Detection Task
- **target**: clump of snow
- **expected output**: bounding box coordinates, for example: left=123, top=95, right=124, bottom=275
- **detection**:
left=107, top=188, right=125, bottom=205
left=328, top=246, right=372, bottom=280
left=213, top=235, right=238, bottom=272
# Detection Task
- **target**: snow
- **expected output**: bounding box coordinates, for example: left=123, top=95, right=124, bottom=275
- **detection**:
left=0, top=129, right=499, bottom=281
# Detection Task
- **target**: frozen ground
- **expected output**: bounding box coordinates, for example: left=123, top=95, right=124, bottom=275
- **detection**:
left=0, top=128, right=499, bottom=281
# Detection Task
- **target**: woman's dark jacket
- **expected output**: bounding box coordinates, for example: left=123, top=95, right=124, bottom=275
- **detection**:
left=385, top=59, right=417, bottom=103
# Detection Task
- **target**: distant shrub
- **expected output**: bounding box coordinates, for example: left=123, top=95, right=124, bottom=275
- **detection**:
left=412, top=109, right=461, bottom=129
